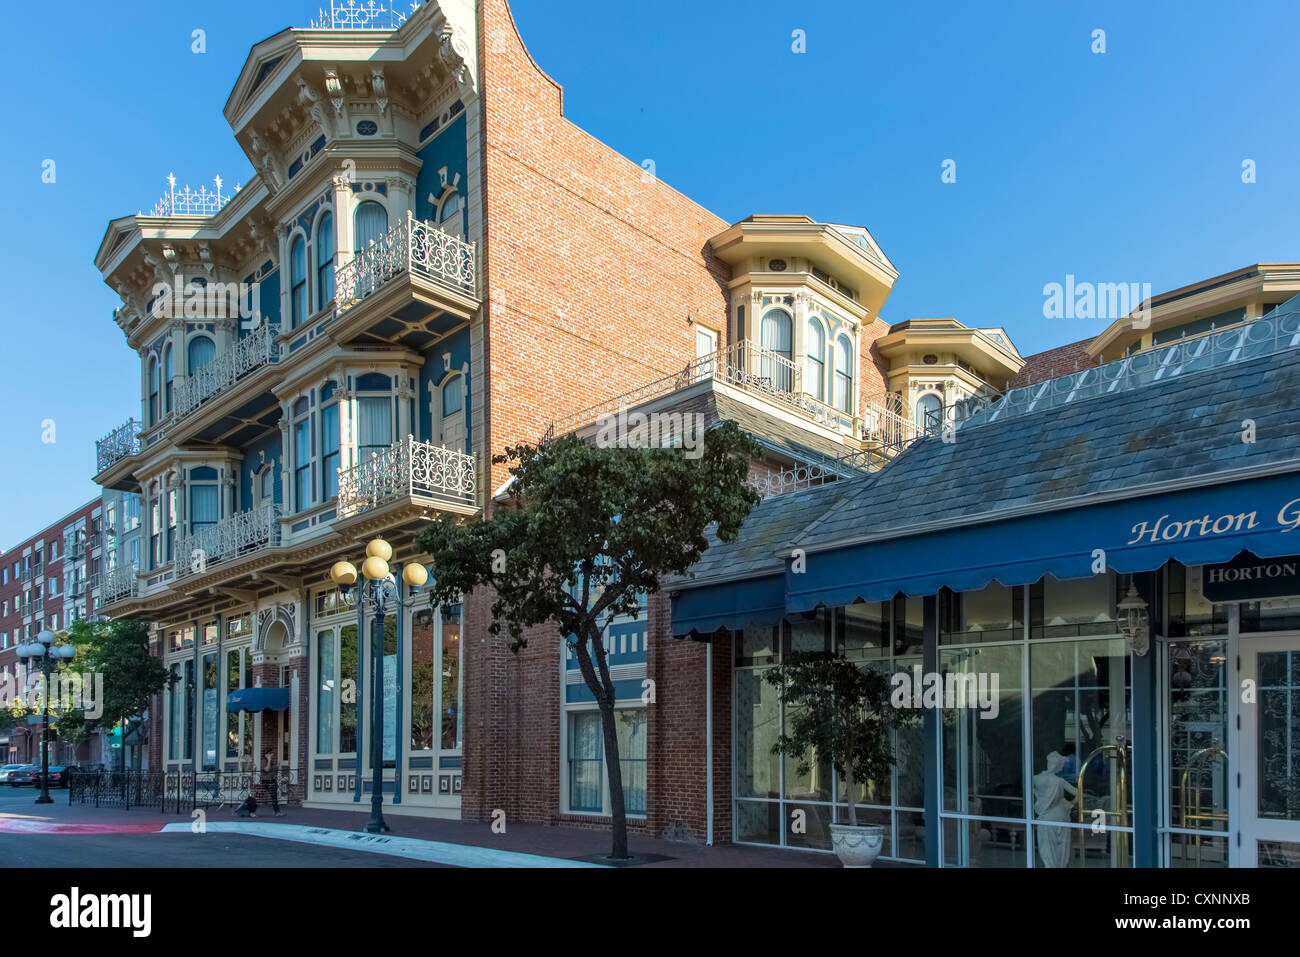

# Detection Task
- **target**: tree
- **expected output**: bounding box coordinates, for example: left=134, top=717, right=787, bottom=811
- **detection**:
left=59, top=618, right=172, bottom=771
left=415, top=421, right=761, bottom=859
left=764, top=652, right=901, bottom=827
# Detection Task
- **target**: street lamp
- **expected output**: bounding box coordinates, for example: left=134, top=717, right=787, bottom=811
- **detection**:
left=16, top=629, right=75, bottom=805
left=329, top=539, right=428, bottom=834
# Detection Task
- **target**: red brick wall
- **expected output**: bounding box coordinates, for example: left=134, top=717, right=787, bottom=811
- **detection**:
left=477, top=0, right=733, bottom=495
left=1008, top=337, right=1098, bottom=388
left=860, top=316, right=893, bottom=410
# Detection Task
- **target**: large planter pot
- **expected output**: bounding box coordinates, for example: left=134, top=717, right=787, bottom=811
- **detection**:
left=829, top=823, right=885, bottom=868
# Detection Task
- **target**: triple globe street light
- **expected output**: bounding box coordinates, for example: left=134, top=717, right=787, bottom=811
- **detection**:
left=329, top=538, right=428, bottom=834
left=16, top=629, right=76, bottom=805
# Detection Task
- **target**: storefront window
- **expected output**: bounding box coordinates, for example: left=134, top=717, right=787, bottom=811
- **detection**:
left=565, top=708, right=646, bottom=815
left=941, top=583, right=1022, bottom=643
left=1167, top=639, right=1229, bottom=865
left=1241, top=595, right=1300, bottom=633
left=942, top=643, right=1024, bottom=821
left=1167, top=563, right=1229, bottom=637
left=1030, top=637, right=1132, bottom=867
left=410, top=611, right=435, bottom=751
left=225, top=650, right=240, bottom=759
left=168, top=663, right=182, bottom=761
left=201, top=653, right=218, bottom=770
left=339, top=624, right=358, bottom=753
left=183, top=659, right=195, bottom=763
left=441, top=605, right=461, bottom=751
left=837, top=602, right=888, bottom=660
left=317, top=630, right=336, bottom=753
left=1033, top=574, right=1118, bottom=639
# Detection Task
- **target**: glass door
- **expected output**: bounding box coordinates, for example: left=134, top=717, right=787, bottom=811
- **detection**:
left=1240, top=634, right=1300, bottom=867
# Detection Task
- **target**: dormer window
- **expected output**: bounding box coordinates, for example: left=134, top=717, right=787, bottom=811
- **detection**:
left=805, top=317, right=827, bottom=403
left=834, top=336, right=853, bottom=413
left=916, top=392, right=942, bottom=433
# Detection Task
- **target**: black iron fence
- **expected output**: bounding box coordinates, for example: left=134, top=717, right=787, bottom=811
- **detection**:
left=69, top=768, right=303, bottom=814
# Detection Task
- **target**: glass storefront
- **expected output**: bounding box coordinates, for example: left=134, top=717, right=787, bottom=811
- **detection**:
left=733, top=598, right=926, bottom=861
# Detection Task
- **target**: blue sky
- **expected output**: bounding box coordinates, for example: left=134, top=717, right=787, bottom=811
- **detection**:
left=1, top=0, right=1297, bottom=549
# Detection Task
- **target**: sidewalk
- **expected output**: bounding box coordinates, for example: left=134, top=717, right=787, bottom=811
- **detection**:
left=3, top=796, right=857, bottom=867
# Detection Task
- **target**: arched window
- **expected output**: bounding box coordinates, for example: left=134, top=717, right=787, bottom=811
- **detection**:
left=163, top=344, right=174, bottom=414
left=441, top=372, right=464, bottom=417
left=833, top=336, right=853, bottom=413
left=289, top=236, right=307, bottom=330
left=354, top=201, right=388, bottom=250
left=316, top=211, right=335, bottom=307
left=440, top=372, right=467, bottom=453
left=439, top=191, right=463, bottom=239
left=805, top=317, right=826, bottom=403
left=916, top=392, right=943, bottom=434
left=759, top=308, right=793, bottom=392
left=148, top=356, right=159, bottom=425
left=188, top=336, right=215, bottom=374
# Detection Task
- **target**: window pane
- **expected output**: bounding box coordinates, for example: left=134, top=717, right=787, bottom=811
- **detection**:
left=1168, top=640, right=1229, bottom=833
left=734, top=669, right=780, bottom=799
left=441, top=606, right=461, bottom=750
left=354, top=201, right=388, bottom=249
left=190, top=485, right=218, bottom=530
left=616, top=709, right=647, bottom=814
left=339, top=624, right=358, bottom=754
left=226, top=650, right=240, bottom=759
left=201, top=654, right=218, bottom=770
left=942, top=643, right=1024, bottom=818
left=317, top=630, right=336, bottom=753
left=321, top=403, right=340, bottom=499
left=410, top=611, right=434, bottom=751
left=568, top=712, right=603, bottom=812
left=358, top=396, right=391, bottom=455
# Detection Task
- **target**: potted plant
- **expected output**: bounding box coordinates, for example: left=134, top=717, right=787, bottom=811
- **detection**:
left=764, top=651, right=900, bottom=867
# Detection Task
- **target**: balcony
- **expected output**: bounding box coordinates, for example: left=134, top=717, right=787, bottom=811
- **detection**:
left=101, top=565, right=139, bottom=603
left=337, top=436, right=478, bottom=518
left=96, top=418, right=142, bottom=475
left=335, top=211, right=477, bottom=314
left=547, top=339, right=862, bottom=440
left=19, top=563, right=43, bottom=584
left=63, top=532, right=87, bottom=559
left=174, top=503, right=283, bottom=582
left=173, top=322, right=280, bottom=420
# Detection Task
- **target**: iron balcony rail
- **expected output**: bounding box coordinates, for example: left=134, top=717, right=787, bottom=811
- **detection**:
left=173, top=322, right=280, bottom=420
left=960, top=307, right=1300, bottom=434
left=63, top=532, right=87, bottom=558
left=335, top=211, right=477, bottom=313
left=101, top=564, right=139, bottom=603
left=174, top=503, right=282, bottom=581
left=19, top=563, right=43, bottom=583
left=544, top=339, right=862, bottom=442
left=96, top=419, right=142, bottom=473
left=337, top=435, right=478, bottom=517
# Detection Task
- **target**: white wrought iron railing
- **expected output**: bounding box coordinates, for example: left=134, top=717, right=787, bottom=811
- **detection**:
left=102, top=565, right=139, bottom=603
left=174, top=504, right=283, bottom=581
left=335, top=211, right=477, bottom=313
left=173, top=323, right=280, bottom=419
left=147, top=174, right=236, bottom=217
left=310, top=0, right=418, bottom=30
left=96, top=419, right=142, bottom=473
left=337, top=436, right=477, bottom=517
left=544, top=339, right=860, bottom=442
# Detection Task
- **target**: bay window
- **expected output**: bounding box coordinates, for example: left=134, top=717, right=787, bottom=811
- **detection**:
left=834, top=335, right=853, bottom=413
left=806, top=317, right=826, bottom=402
left=321, top=387, right=340, bottom=500
left=290, top=235, right=307, bottom=330
left=316, top=211, right=335, bottom=307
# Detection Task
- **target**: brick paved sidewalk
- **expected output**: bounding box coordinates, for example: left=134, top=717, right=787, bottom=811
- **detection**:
left=2, top=793, right=871, bottom=867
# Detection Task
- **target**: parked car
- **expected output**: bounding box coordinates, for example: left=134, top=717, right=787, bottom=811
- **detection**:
left=7, top=765, right=37, bottom=787
left=34, top=766, right=70, bottom=789
left=0, top=764, right=29, bottom=784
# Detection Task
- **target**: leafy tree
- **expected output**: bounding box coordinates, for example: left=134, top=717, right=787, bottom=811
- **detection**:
left=415, top=421, right=761, bottom=859
left=764, top=652, right=901, bottom=828
left=57, top=618, right=172, bottom=771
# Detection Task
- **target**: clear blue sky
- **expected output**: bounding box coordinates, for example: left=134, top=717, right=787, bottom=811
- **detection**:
left=1, top=0, right=1297, bottom=550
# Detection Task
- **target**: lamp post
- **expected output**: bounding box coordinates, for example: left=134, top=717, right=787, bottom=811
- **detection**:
left=329, top=539, right=428, bottom=834
left=17, top=629, right=75, bottom=805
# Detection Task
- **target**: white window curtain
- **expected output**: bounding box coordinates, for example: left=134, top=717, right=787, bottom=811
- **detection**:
left=805, top=318, right=826, bottom=403
left=568, top=711, right=604, bottom=813
left=834, top=336, right=853, bottom=413
left=441, top=374, right=464, bottom=417
left=354, top=201, right=389, bottom=250
left=188, top=337, right=215, bottom=374
left=357, top=396, right=392, bottom=458
left=759, top=308, right=793, bottom=392
left=190, top=485, right=218, bottom=531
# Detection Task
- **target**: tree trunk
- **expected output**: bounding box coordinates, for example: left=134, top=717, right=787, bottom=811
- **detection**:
left=598, top=700, right=629, bottom=860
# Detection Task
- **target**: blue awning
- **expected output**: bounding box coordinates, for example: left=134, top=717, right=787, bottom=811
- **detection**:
left=225, top=687, right=290, bottom=712
left=788, top=472, right=1300, bottom=612
left=671, top=472, right=1300, bottom=631
left=672, top=573, right=786, bottom=637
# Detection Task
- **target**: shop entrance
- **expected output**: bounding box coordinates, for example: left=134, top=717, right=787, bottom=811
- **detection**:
left=1239, top=634, right=1300, bottom=867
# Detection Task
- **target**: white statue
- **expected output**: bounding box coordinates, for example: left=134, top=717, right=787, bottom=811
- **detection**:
left=1032, top=751, right=1078, bottom=868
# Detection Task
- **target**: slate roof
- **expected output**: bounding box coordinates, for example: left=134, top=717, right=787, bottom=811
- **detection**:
left=681, top=343, right=1300, bottom=586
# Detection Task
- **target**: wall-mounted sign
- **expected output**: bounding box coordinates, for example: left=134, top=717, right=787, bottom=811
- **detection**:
left=1202, top=552, right=1300, bottom=603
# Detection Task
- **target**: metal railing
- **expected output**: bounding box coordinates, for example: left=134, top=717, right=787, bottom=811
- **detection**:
left=545, top=339, right=862, bottom=442
left=63, top=532, right=87, bottom=559
left=18, top=563, right=43, bottom=583
left=101, top=564, right=139, bottom=603
left=337, top=435, right=478, bottom=517
left=174, top=503, right=282, bottom=581
left=335, top=211, right=477, bottom=313
left=69, top=768, right=303, bottom=813
left=173, top=322, right=280, bottom=419
left=961, top=308, right=1300, bottom=434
